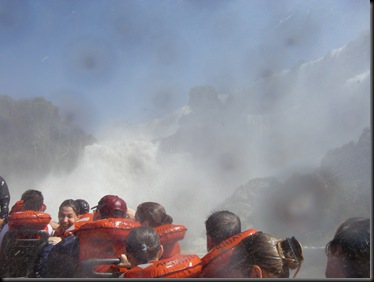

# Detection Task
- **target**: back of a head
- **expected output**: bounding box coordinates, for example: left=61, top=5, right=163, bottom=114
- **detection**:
left=94, top=195, right=127, bottom=219
left=205, top=210, right=241, bottom=246
left=126, top=226, right=161, bottom=265
left=135, top=202, right=173, bottom=227
left=229, top=231, right=304, bottom=278
left=76, top=199, right=90, bottom=215
left=21, top=189, right=44, bottom=211
left=325, top=217, right=370, bottom=278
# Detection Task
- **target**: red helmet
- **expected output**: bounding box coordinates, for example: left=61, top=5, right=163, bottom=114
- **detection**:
left=92, top=195, right=127, bottom=218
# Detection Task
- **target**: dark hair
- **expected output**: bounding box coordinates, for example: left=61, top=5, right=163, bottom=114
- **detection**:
left=59, top=199, right=80, bottom=216
left=205, top=210, right=241, bottom=246
left=125, top=226, right=161, bottom=264
left=135, top=202, right=173, bottom=227
left=21, top=189, right=44, bottom=211
left=229, top=231, right=304, bottom=278
left=76, top=199, right=90, bottom=214
left=325, top=217, right=370, bottom=278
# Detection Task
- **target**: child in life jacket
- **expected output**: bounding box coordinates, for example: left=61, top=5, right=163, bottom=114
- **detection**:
left=63, top=199, right=94, bottom=237
left=47, top=199, right=80, bottom=245
left=118, top=226, right=202, bottom=278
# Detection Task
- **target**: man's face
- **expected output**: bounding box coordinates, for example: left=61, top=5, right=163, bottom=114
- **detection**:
left=325, top=253, right=346, bottom=278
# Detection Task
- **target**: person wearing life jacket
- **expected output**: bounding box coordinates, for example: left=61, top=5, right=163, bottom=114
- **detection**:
left=199, top=210, right=257, bottom=278
left=63, top=199, right=94, bottom=237
left=226, top=231, right=304, bottom=278
left=40, top=195, right=140, bottom=278
left=33, top=199, right=81, bottom=277
left=48, top=199, right=80, bottom=244
left=6, top=189, right=59, bottom=230
left=0, top=176, right=10, bottom=228
left=0, top=189, right=53, bottom=247
left=135, top=201, right=187, bottom=259
left=76, top=195, right=140, bottom=265
left=118, top=226, right=202, bottom=278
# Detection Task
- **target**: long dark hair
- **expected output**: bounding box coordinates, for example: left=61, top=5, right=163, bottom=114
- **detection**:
left=228, top=231, right=304, bottom=278
left=135, top=202, right=173, bottom=227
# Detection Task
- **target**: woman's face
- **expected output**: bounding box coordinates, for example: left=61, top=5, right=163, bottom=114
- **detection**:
left=58, top=206, right=79, bottom=230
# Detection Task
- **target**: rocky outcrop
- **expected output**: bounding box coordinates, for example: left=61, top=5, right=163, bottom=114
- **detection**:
left=218, top=127, right=371, bottom=247
left=0, top=95, right=96, bottom=186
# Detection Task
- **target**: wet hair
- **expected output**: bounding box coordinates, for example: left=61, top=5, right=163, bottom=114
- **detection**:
left=76, top=199, right=90, bottom=214
left=205, top=210, right=241, bottom=246
left=135, top=202, right=173, bottom=227
left=59, top=199, right=80, bottom=216
left=229, top=231, right=304, bottom=278
left=21, top=189, right=44, bottom=211
left=125, top=226, right=161, bottom=264
left=325, top=217, right=370, bottom=278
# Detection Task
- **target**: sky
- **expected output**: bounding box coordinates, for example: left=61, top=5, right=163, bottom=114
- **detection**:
left=0, top=0, right=370, bottom=134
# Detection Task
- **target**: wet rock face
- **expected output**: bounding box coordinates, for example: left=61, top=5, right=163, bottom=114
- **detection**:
left=219, top=127, right=371, bottom=247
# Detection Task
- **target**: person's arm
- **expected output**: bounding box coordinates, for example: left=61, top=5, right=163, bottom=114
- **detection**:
left=49, top=220, right=59, bottom=230
left=0, top=223, right=9, bottom=247
left=0, top=177, right=10, bottom=220
left=117, top=254, right=131, bottom=269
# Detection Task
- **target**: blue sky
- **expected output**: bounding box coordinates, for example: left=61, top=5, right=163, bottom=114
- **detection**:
left=0, top=0, right=370, bottom=133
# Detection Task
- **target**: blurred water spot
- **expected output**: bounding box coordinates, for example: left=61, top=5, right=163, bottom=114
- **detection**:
left=62, top=35, right=120, bottom=88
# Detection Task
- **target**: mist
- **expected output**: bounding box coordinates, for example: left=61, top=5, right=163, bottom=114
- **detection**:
left=0, top=0, right=370, bottom=271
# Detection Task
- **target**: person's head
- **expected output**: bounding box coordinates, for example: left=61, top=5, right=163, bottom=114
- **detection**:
left=58, top=199, right=80, bottom=230
left=228, top=231, right=304, bottom=278
left=135, top=202, right=173, bottom=227
left=92, top=195, right=127, bottom=220
left=125, top=226, right=163, bottom=266
left=325, top=217, right=370, bottom=278
left=21, top=189, right=44, bottom=211
left=76, top=199, right=90, bottom=215
left=126, top=207, right=136, bottom=220
left=205, top=210, right=241, bottom=251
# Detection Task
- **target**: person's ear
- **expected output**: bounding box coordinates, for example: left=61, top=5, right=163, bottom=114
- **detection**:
left=157, top=245, right=164, bottom=259
left=249, top=265, right=263, bottom=278
left=207, top=235, right=214, bottom=252
left=126, top=253, right=138, bottom=267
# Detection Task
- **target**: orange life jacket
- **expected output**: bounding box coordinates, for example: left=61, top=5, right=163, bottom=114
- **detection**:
left=75, top=218, right=141, bottom=272
left=154, top=224, right=187, bottom=259
left=53, top=225, right=67, bottom=238
left=199, top=228, right=257, bottom=278
left=123, top=254, right=202, bottom=278
left=7, top=210, right=51, bottom=232
left=64, top=212, right=94, bottom=237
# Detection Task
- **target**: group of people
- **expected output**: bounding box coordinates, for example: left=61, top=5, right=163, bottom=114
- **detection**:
left=0, top=175, right=371, bottom=278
